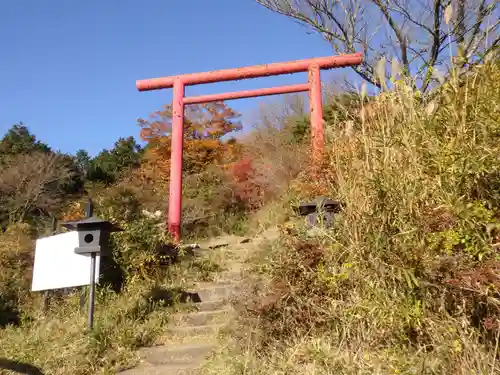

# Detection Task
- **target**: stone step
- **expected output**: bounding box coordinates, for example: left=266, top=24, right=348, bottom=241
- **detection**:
left=119, top=363, right=200, bottom=375
left=172, top=309, right=232, bottom=327
left=191, top=299, right=229, bottom=312
left=139, top=343, right=216, bottom=365
left=168, top=323, right=224, bottom=339
left=200, top=236, right=251, bottom=250
left=194, top=250, right=250, bottom=265
left=198, top=241, right=252, bottom=251
left=192, top=283, right=239, bottom=302
left=216, top=269, right=244, bottom=280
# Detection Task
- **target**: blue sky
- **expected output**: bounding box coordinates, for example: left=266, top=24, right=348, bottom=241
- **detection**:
left=0, top=0, right=359, bottom=156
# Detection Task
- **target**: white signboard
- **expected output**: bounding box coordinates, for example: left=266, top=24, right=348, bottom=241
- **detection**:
left=31, top=231, right=100, bottom=292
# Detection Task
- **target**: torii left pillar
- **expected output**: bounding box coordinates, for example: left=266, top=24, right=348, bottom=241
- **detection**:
left=137, top=52, right=363, bottom=242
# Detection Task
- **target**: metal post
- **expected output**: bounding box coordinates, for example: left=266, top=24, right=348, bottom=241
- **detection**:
left=85, top=197, right=95, bottom=329
left=85, top=197, right=94, bottom=217
left=167, top=78, right=185, bottom=243
left=42, top=216, right=59, bottom=313
left=88, top=252, right=96, bottom=330
left=61, top=196, right=120, bottom=332
left=308, top=64, right=324, bottom=164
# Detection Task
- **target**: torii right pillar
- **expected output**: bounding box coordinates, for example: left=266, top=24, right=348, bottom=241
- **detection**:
left=308, top=64, right=324, bottom=168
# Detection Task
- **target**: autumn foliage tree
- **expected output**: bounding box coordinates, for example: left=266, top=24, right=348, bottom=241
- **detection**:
left=134, top=101, right=253, bottom=235
left=228, top=156, right=263, bottom=209
left=0, top=124, right=84, bottom=227
left=139, top=101, right=242, bottom=141
left=137, top=101, right=243, bottom=184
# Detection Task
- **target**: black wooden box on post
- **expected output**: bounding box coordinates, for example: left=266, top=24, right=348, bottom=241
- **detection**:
left=295, top=197, right=344, bottom=227
left=61, top=216, right=122, bottom=330
left=62, top=217, right=121, bottom=256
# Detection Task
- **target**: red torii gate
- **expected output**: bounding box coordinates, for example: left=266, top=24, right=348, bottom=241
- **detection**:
left=136, top=52, right=363, bottom=242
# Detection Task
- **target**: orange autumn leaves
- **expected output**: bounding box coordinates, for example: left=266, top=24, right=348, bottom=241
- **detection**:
left=138, top=101, right=242, bottom=142
left=228, top=157, right=262, bottom=209
left=136, top=101, right=254, bottom=203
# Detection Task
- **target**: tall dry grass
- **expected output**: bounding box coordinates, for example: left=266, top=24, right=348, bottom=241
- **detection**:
left=202, top=62, right=500, bottom=374
left=236, top=96, right=310, bottom=232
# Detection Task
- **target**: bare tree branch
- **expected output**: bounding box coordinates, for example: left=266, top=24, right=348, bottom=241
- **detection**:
left=372, top=0, right=410, bottom=71
left=454, top=0, right=467, bottom=60
left=256, top=0, right=499, bottom=93
left=0, top=152, right=73, bottom=224
left=464, top=0, right=488, bottom=57
left=256, top=0, right=381, bottom=87
left=422, top=0, right=444, bottom=92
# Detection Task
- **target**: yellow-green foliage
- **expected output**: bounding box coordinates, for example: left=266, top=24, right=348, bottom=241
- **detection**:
left=0, top=224, right=34, bottom=326
left=202, top=63, right=500, bottom=375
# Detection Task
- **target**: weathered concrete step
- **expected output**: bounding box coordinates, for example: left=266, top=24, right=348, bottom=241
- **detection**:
left=215, top=269, right=244, bottom=280
left=172, top=309, right=232, bottom=327
left=139, top=343, right=215, bottom=365
left=191, top=299, right=229, bottom=312
left=168, top=323, right=224, bottom=338
left=119, top=362, right=199, bottom=375
left=200, top=236, right=251, bottom=249
left=214, top=275, right=245, bottom=286
left=191, top=283, right=239, bottom=302
left=195, top=245, right=252, bottom=256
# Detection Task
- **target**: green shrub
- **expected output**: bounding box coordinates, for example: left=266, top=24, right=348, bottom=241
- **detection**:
left=91, top=185, right=171, bottom=285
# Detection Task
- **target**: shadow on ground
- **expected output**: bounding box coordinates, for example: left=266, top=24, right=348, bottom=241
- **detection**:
left=126, top=286, right=203, bottom=323
left=146, top=286, right=202, bottom=304
left=0, top=358, right=44, bottom=375
left=0, top=297, right=21, bottom=328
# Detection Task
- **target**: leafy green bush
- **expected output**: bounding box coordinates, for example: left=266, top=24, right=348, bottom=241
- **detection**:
left=92, top=185, right=171, bottom=285
left=182, top=165, right=248, bottom=240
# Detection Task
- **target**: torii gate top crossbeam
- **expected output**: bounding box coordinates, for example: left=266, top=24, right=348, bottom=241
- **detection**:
left=136, top=52, right=363, bottom=91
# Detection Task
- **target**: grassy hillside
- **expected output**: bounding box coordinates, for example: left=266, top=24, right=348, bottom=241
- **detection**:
left=0, top=99, right=301, bottom=373
left=202, top=62, right=500, bottom=374
left=1, top=61, right=498, bottom=374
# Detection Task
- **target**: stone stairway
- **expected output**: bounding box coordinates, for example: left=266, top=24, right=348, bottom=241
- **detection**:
left=118, top=229, right=278, bottom=375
